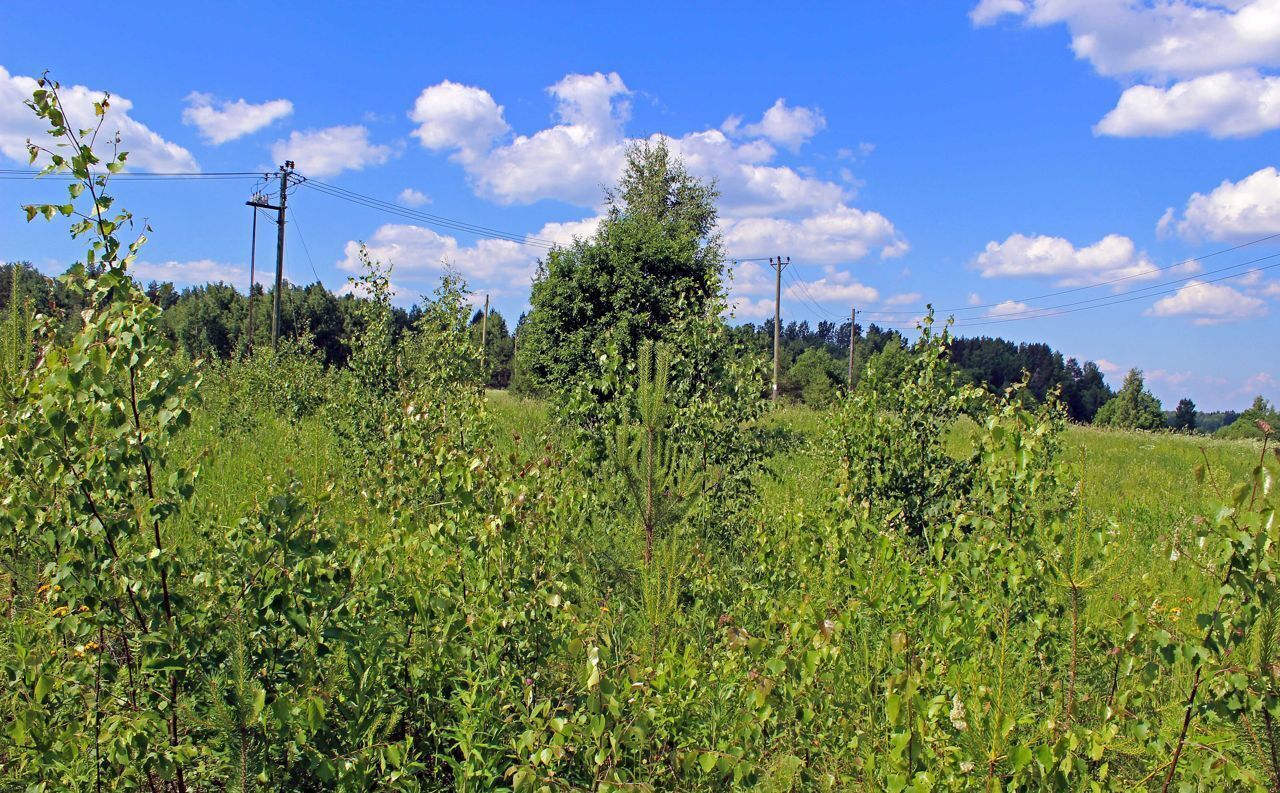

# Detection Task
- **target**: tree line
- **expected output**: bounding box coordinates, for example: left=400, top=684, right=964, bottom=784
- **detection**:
left=3, top=256, right=1271, bottom=436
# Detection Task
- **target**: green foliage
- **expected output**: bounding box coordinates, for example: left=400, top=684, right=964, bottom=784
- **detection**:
left=1216, top=395, right=1280, bottom=440
left=9, top=74, right=1280, bottom=793
left=519, top=138, right=722, bottom=392
left=831, top=312, right=984, bottom=536
left=1173, top=396, right=1197, bottom=432
left=1093, top=367, right=1165, bottom=430
left=784, top=346, right=843, bottom=407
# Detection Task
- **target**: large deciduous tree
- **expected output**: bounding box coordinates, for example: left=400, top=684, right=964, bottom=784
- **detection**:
left=518, top=138, right=722, bottom=392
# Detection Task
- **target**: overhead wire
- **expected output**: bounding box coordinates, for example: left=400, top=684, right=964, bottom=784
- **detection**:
left=301, top=178, right=559, bottom=249
left=287, top=202, right=324, bottom=286
left=11, top=164, right=1279, bottom=331
left=945, top=257, right=1280, bottom=329
left=854, top=231, right=1280, bottom=317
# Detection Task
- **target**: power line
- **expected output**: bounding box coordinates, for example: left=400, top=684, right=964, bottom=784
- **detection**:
left=858, top=231, right=1280, bottom=317
left=301, top=179, right=560, bottom=249
left=948, top=258, right=1280, bottom=329
left=288, top=203, right=324, bottom=286
left=0, top=168, right=266, bottom=180
left=936, top=250, right=1280, bottom=324
left=781, top=266, right=841, bottom=322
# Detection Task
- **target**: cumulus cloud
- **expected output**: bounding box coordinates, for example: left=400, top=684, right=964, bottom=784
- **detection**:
left=977, top=1, right=1280, bottom=79
left=972, top=1, right=1280, bottom=138
left=725, top=98, right=826, bottom=151
left=336, top=215, right=603, bottom=302
left=720, top=205, right=905, bottom=265
left=0, top=66, right=197, bottom=171
left=1146, top=279, right=1268, bottom=325
left=986, top=299, right=1034, bottom=317
left=1095, top=71, right=1280, bottom=138
left=408, top=80, right=510, bottom=161
left=398, top=188, right=431, bottom=206
left=1165, top=166, right=1280, bottom=240
left=726, top=296, right=778, bottom=321
left=884, top=291, right=922, bottom=306
left=403, top=72, right=906, bottom=265
left=1095, top=358, right=1121, bottom=375
left=786, top=275, right=879, bottom=304
left=182, top=92, right=293, bottom=145
left=974, top=233, right=1159, bottom=286
left=970, top=0, right=1025, bottom=26
left=270, top=125, right=393, bottom=177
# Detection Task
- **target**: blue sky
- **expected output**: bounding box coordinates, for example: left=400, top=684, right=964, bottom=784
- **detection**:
left=2, top=1, right=1279, bottom=410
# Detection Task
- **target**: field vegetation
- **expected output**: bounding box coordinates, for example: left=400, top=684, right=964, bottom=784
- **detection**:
left=2, top=76, right=1280, bottom=792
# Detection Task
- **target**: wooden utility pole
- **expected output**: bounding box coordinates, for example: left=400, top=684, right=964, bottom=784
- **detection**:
left=246, top=189, right=281, bottom=353
left=770, top=255, right=790, bottom=401
left=270, top=161, right=294, bottom=352
left=847, top=307, right=856, bottom=388
left=480, top=294, right=490, bottom=367
left=247, top=205, right=258, bottom=352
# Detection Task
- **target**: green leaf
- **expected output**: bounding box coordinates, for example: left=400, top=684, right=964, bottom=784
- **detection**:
left=34, top=675, right=52, bottom=704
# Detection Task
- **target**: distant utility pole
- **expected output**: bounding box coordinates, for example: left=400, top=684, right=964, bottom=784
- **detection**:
left=770, top=255, right=790, bottom=401
left=271, top=161, right=294, bottom=352
left=244, top=199, right=262, bottom=353
left=480, top=294, right=490, bottom=367
left=847, top=307, right=856, bottom=388
left=246, top=165, right=293, bottom=353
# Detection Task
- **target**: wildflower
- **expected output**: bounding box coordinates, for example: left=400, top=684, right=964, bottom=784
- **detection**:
left=51, top=606, right=69, bottom=617
left=950, top=695, right=968, bottom=731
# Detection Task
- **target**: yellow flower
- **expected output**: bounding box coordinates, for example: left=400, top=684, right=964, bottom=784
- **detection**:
left=51, top=606, right=69, bottom=617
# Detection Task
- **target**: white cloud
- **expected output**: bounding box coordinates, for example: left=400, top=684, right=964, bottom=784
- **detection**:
left=131, top=258, right=247, bottom=286
left=403, top=73, right=906, bottom=265
left=986, top=299, right=1034, bottom=317
left=398, top=188, right=431, bottom=206
left=182, top=92, right=293, bottom=145
left=970, top=0, right=1026, bottom=26
left=1095, top=71, right=1280, bottom=138
left=1095, top=358, right=1121, bottom=375
left=785, top=275, right=879, bottom=304
left=974, top=233, right=1159, bottom=286
left=721, top=206, right=905, bottom=265
left=726, top=296, right=777, bottom=321
left=0, top=66, right=197, bottom=171
left=1231, top=371, right=1280, bottom=401
left=884, top=291, right=922, bottom=306
left=973, top=1, right=1280, bottom=138
left=981, top=1, right=1280, bottom=79
left=1166, top=166, right=1280, bottom=240
left=726, top=98, right=826, bottom=151
left=270, top=125, right=393, bottom=178
left=337, top=215, right=603, bottom=300
left=1146, top=279, right=1268, bottom=325
left=408, top=80, right=510, bottom=161
left=967, top=292, right=983, bottom=306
